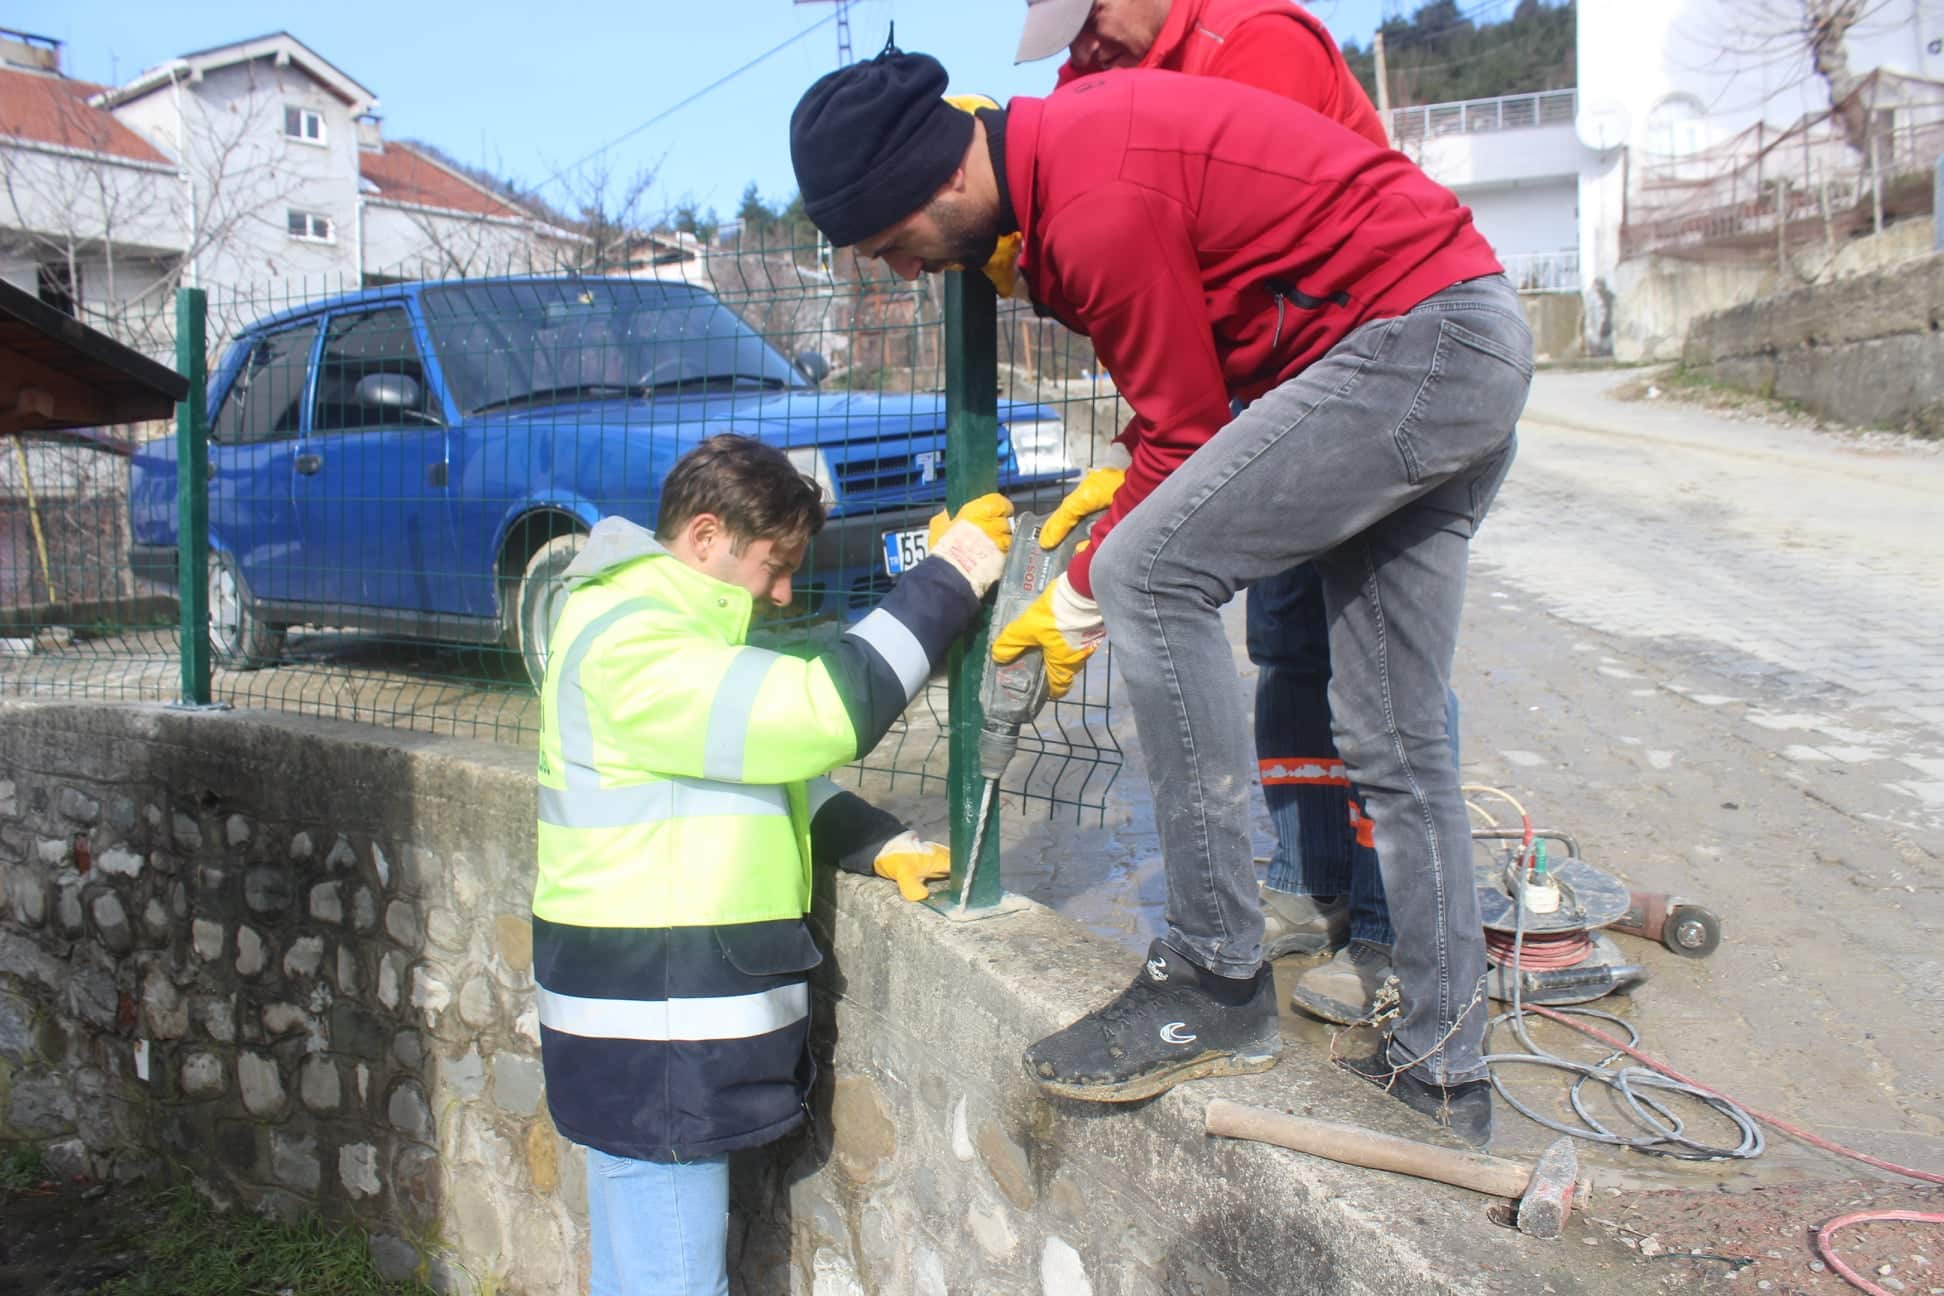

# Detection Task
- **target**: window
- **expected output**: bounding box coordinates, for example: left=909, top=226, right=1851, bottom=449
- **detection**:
left=36, top=261, right=78, bottom=317
left=420, top=279, right=804, bottom=415
left=312, top=307, right=437, bottom=432
left=287, top=210, right=334, bottom=243
left=212, top=322, right=319, bottom=445
left=283, top=106, right=326, bottom=145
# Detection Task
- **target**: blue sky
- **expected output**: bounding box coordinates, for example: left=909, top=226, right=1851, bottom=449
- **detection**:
left=19, top=0, right=1388, bottom=222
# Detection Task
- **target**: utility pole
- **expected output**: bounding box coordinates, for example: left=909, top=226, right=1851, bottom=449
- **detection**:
left=1373, top=30, right=1393, bottom=131
left=793, top=0, right=856, bottom=269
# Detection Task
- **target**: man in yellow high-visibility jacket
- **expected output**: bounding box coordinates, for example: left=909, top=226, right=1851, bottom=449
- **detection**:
left=533, top=433, right=1012, bottom=1294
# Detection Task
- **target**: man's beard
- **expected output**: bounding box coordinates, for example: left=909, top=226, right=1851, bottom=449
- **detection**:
left=926, top=199, right=1000, bottom=273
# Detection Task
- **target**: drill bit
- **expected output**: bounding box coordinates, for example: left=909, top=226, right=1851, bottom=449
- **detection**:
left=950, top=505, right=1099, bottom=916
left=955, top=776, right=999, bottom=917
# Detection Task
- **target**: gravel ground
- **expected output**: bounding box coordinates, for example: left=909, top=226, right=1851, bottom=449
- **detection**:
left=1585, top=1179, right=1943, bottom=1295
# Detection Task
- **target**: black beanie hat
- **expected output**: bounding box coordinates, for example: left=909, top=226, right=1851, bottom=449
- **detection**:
left=789, top=48, right=974, bottom=248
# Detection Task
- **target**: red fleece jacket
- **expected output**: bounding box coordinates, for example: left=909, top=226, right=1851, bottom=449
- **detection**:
left=1003, top=72, right=1502, bottom=596
left=1056, top=0, right=1388, bottom=149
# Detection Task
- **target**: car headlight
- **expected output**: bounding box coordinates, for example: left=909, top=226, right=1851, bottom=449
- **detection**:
left=1005, top=418, right=1069, bottom=476
left=783, top=447, right=838, bottom=507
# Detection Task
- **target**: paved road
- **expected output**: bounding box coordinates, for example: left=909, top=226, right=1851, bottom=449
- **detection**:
left=1454, top=371, right=1944, bottom=1170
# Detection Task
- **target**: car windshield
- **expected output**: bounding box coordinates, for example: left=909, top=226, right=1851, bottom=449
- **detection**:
left=420, top=279, right=806, bottom=414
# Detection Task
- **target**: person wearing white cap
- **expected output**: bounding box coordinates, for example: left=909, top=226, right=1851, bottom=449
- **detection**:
left=792, top=42, right=1529, bottom=1148
left=1013, top=0, right=1441, bottom=1037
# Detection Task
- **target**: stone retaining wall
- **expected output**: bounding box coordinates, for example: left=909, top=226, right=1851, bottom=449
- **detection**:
left=0, top=701, right=1601, bottom=1295
left=0, top=702, right=569, bottom=1294
left=1682, top=252, right=1944, bottom=434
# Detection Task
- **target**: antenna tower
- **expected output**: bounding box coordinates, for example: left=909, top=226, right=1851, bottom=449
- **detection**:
left=793, top=0, right=855, bottom=66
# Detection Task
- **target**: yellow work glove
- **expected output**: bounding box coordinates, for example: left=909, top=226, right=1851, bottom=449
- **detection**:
left=1039, top=465, right=1124, bottom=549
left=989, top=572, right=1105, bottom=700
left=925, top=492, right=1014, bottom=599
left=872, top=831, right=951, bottom=902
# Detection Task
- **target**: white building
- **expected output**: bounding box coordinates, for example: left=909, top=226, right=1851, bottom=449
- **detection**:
left=0, top=35, right=185, bottom=352
left=1393, top=3, right=1942, bottom=361
left=1576, top=0, right=1944, bottom=359
left=1390, top=88, right=1586, bottom=294
left=0, top=29, right=577, bottom=356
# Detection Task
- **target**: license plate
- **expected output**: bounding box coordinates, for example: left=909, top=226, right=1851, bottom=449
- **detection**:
left=882, top=527, right=928, bottom=575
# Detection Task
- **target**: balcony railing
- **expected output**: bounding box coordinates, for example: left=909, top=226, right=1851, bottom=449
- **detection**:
left=1390, top=89, right=1578, bottom=142
left=1498, top=248, right=1580, bottom=294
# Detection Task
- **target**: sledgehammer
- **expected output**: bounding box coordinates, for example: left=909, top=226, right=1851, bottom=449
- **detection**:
left=1204, top=1099, right=1588, bottom=1239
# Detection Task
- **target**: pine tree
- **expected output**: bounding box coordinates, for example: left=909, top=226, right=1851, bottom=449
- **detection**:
left=1341, top=0, right=1576, bottom=107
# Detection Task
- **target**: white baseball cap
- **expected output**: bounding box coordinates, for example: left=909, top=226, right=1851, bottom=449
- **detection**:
left=1015, top=0, right=1095, bottom=63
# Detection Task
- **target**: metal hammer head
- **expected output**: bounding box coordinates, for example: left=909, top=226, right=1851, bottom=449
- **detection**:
left=1515, top=1138, right=1582, bottom=1240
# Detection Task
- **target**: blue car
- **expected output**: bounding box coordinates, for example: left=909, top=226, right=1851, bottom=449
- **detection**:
left=128, top=276, right=1071, bottom=684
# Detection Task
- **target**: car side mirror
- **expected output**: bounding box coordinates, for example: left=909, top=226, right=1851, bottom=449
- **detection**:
left=794, top=351, right=829, bottom=384
left=356, top=373, right=424, bottom=411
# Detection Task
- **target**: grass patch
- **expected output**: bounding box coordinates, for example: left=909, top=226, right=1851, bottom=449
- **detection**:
left=94, top=1183, right=439, bottom=1296
left=0, top=1143, right=47, bottom=1193
left=1612, top=366, right=1814, bottom=420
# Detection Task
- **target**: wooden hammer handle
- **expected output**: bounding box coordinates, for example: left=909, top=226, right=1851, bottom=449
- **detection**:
left=1205, top=1099, right=1533, bottom=1200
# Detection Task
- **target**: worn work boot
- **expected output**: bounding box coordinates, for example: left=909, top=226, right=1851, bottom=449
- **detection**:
left=1289, top=939, right=1396, bottom=1025
left=1023, top=939, right=1282, bottom=1103
left=1259, top=884, right=1350, bottom=959
left=1337, top=1049, right=1495, bottom=1149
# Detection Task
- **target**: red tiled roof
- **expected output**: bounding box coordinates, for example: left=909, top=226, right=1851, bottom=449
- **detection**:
left=0, top=68, right=172, bottom=165
left=360, top=143, right=525, bottom=219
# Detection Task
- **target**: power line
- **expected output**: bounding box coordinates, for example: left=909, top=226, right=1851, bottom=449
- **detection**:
left=532, top=12, right=838, bottom=196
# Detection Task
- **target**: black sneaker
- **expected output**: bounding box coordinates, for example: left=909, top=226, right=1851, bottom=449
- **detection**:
left=1336, top=1049, right=1494, bottom=1149
left=1023, top=939, right=1282, bottom=1103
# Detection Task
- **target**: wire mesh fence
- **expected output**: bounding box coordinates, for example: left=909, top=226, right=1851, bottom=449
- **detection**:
left=0, top=235, right=1124, bottom=822
left=1620, top=69, right=1944, bottom=264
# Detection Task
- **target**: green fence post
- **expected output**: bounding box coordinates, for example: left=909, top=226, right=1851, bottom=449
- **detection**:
left=943, top=269, right=1001, bottom=908
left=174, top=287, right=211, bottom=706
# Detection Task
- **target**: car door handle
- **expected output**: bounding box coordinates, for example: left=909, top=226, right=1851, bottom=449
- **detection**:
left=295, top=454, right=322, bottom=475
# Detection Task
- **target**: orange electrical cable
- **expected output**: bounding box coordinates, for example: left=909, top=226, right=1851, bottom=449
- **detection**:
left=1520, top=1003, right=1944, bottom=1296
left=1814, top=1211, right=1944, bottom=1296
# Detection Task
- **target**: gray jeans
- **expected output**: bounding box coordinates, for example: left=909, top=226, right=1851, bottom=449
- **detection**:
left=1090, top=274, right=1531, bottom=1084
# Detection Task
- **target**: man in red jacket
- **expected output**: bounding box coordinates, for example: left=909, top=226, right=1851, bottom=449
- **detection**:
left=790, top=47, right=1529, bottom=1145
left=1018, top=0, right=1386, bottom=143
left=1018, top=0, right=1417, bottom=1031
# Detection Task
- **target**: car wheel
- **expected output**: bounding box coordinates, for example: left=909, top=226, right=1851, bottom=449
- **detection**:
left=516, top=531, right=587, bottom=690
left=208, top=550, right=284, bottom=668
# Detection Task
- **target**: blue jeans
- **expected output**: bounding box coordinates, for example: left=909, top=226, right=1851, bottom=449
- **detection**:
left=1249, top=567, right=1463, bottom=948
left=1090, top=274, right=1530, bottom=1085
left=585, top=1147, right=730, bottom=1296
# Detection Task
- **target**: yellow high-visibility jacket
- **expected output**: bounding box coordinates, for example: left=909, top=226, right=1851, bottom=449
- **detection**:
left=532, top=517, right=977, bottom=1160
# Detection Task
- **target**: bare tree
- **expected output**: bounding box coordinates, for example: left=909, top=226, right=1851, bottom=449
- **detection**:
left=365, top=140, right=585, bottom=281
left=383, top=200, right=557, bottom=280
left=0, top=86, right=178, bottom=354
left=0, top=69, right=315, bottom=358
left=1686, top=0, right=1941, bottom=154
left=1805, top=0, right=1871, bottom=150
left=538, top=153, right=662, bottom=273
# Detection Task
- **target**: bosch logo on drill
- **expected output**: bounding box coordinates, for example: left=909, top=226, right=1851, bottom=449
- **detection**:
left=1019, top=532, right=1052, bottom=595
